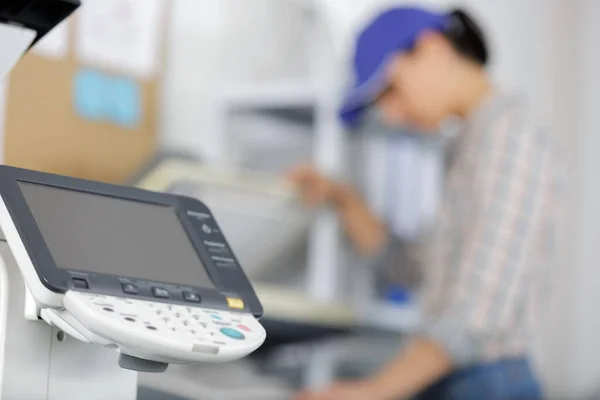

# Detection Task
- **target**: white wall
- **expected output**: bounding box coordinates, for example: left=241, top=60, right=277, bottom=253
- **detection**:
left=543, top=1, right=600, bottom=397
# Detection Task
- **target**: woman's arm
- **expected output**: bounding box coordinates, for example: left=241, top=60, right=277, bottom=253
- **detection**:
left=369, top=337, right=453, bottom=400
left=288, top=165, right=388, bottom=256
left=295, top=337, right=453, bottom=400
left=331, top=183, right=388, bottom=255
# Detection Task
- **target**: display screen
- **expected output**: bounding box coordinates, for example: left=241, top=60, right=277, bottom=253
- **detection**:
left=18, top=182, right=214, bottom=288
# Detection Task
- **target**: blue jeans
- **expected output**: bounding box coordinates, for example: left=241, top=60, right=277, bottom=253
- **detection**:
left=415, top=358, right=543, bottom=400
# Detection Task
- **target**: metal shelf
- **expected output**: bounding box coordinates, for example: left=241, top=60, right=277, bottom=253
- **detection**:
left=218, top=81, right=317, bottom=110
left=217, top=81, right=317, bottom=125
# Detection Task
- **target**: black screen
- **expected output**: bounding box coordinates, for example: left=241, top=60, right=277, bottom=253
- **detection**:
left=18, top=182, right=214, bottom=288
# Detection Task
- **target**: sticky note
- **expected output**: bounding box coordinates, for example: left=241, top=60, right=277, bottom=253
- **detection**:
left=73, top=68, right=106, bottom=121
left=75, top=0, right=165, bottom=79
left=108, top=76, right=141, bottom=128
left=73, top=68, right=142, bottom=129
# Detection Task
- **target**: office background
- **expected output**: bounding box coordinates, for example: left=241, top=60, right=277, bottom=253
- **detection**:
left=3, top=1, right=597, bottom=398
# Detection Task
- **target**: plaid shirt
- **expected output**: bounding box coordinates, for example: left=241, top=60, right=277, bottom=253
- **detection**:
left=384, top=92, right=561, bottom=366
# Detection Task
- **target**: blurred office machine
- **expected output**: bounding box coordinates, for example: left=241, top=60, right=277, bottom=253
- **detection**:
left=136, top=158, right=310, bottom=282
left=134, top=157, right=356, bottom=331
left=2, top=0, right=168, bottom=183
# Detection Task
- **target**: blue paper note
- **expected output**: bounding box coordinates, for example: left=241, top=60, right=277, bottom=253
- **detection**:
left=108, top=76, right=142, bottom=128
left=73, top=68, right=142, bottom=129
left=73, top=68, right=106, bottom=121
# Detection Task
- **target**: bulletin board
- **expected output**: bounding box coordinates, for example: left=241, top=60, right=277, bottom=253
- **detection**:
left=3, top=0, right=168, bottom=184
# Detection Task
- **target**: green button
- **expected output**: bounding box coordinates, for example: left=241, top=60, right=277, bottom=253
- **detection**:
left=219, top=327, right=245, bottom=340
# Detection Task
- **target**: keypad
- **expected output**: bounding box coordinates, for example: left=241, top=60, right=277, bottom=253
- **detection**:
left=83, top=293, right=257, bottom=347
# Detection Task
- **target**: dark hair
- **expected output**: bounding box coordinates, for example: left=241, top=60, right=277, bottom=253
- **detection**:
left=443, top=9, right=489, bottom=66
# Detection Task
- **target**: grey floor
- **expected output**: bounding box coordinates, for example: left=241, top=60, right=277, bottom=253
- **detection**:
left=134, top=332, right=403, bottom=400
left=138, top=387, right=189, bottom=400
left=138, top=387, right=188, bottom=400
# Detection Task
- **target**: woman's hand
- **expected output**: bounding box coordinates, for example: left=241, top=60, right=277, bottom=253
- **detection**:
left=294, top=380, right=389, bottom=400
left=286, top=164, right=387, bottom=255
left=287, top=164, right=341, bottom=207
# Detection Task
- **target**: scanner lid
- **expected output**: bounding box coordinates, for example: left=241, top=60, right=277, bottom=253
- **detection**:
left=0, top=0, right=80, bottom=81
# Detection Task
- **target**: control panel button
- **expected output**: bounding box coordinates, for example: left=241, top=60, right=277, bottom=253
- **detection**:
left=152, top=287, right=169, bottom=299
left=72, top=277, right=89, bottom=289
left=203, top=240, right=225, bottom=248
left=226, top=298, right=244, bottom=310
left=207, top=247, right=231, bottom=256
left=187, top=210, right=211, bottom=220
left=121, top=283, right=138, bottom=295
left=219, top=327, right=245, bottom=340
left=216, top=262, right=238, bottom=269
left=211, top=256, right=235, bottom=264
left=210, top=314, right=222, bottom=321
left=201, top=224, right=213, bottom=234
left=183, top=291, right=201, bottom=303
left=212, top=256, right=237, bottom=269
left=238, top=324, right=251, bottom=333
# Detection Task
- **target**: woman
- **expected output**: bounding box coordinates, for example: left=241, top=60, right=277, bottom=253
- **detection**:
left=291, top=5, right=559, bottom=400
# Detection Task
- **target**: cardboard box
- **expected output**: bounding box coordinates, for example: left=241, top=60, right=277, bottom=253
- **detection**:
left=4, top=5, right=166, bottom=184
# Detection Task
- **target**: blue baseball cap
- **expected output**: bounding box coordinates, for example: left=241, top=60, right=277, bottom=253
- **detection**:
left=340, top=7, right=451, bottom=127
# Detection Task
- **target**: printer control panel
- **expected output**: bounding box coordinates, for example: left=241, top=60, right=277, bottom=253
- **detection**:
left=62, top=291, right=266, bottom=364
left=186, top=209, right=240, bottom=270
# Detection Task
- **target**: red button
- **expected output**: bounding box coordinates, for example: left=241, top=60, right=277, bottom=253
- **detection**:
left=238, top=324, right=251, bottom=332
